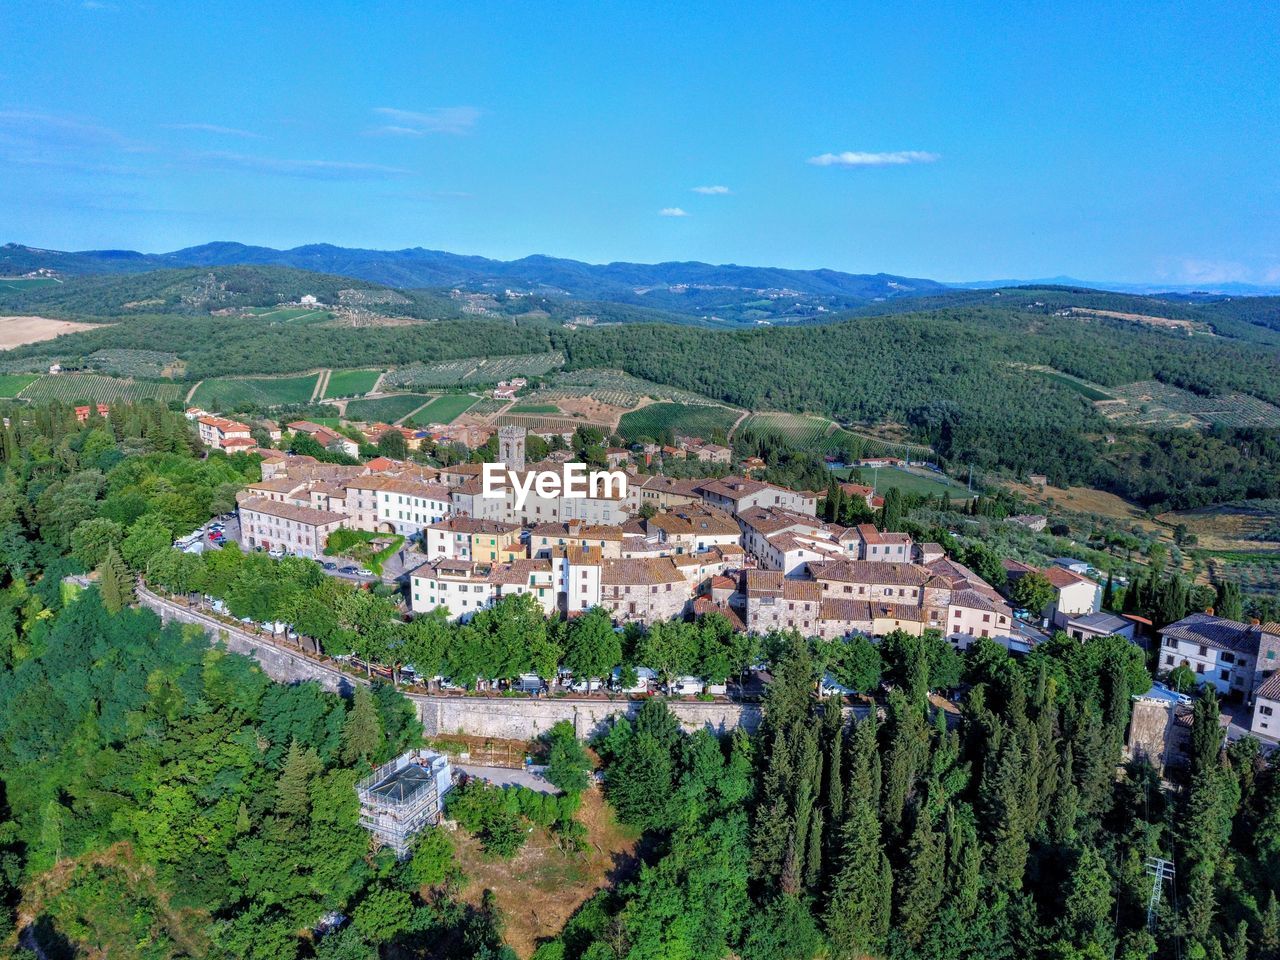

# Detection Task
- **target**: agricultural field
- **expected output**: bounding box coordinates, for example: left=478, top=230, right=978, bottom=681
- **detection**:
left=1099, top=380, right=1280, bottom=429
left=245, top=306, right=333, bottom=324
left=323, top=368, right=381, bottom=399
left=836, top=464, right=973, bottom=500
left=0, top=315, right=100, bottom=350
left=404, top=394, right=478, bottom=425
left=0, top=277, right=60, bottom=292
left=1005, top=480, right=1163, bottom=535
left=344, top=393, right=436, bottom=424
left=17, top=373, right=184, bottom=405
left=1204, top=554, right=1280, bottom=598
left=496, top=413, right=603, bottom=436
left=740, top=412, right=933, bottom=462
left=0, top=373, right=39, bottom=397
left=384, top=352, right=564, bottom=390
left=530, top=368, right=723, bottom=407
left=464, top=397, right=511, bottom=417
left=190, top=373, right=320, bottom=410
left=617, top=402, right=740, bottom=442
left=507, top=402, right=561, bottom=414
left=1163, top=500, right=1280, bottom=552
left=83, top=349, right=181, bottom=378
left=1034, top=369, right=1114, bottom=401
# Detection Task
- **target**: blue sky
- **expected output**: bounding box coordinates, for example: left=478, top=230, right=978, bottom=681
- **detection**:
left=2, top=1, right=1277, bottom=284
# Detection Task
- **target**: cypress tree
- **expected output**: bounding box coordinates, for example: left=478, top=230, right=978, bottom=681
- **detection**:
left=341, top=685, right=384, bottom=765
left=1215, top=581, right=1244, bottom=622
left=898, top=805, right=944, bottom=945
left=276, top=738, right=321, bottom=820
left=825, top=717, right=891, bottom=958
left=944, top=801, right=981, bottom=919
left=97, top=546, right=133, bottom=614
left=982, top=736, right=1029, bottom=893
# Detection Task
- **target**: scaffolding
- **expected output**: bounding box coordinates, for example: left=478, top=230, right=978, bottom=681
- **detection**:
left=356, top=751, right=454, bottom=857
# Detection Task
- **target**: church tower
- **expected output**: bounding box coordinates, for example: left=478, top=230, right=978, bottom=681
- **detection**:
left=498, top=425, right=527, bottom=471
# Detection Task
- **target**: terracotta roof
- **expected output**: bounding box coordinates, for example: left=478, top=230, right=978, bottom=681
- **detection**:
left=809, top=559, right=931, bottom=587
left=1043, top=566, right=1094, bottom=589
left=781, top=580, right=822, bottom=602
left=489, top=558, right=553, bottom=585
left=648, top=509, right=741, bottom=537
left=1257, top=670, right=1280, bottom=702
left=239, top=496, right=347, bottom=526
left=819, top=598, right=874, bottom=623
left=247, top=477, right=307, bottom=494
left=346, top=475, right=451, bottom=499
left=1160, top=613, right=1261, bottom=655
left=601, top=557, right=685, bottom=585
left=530, top=521, right=625, bottom=541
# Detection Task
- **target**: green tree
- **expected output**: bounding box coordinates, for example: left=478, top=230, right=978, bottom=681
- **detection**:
left=1011, top=571, right=1056, bottom=617
left=97, top=545, right=134, bottom=613
left=340, top=685, right=383, bottom=766
left=352, top=884, right=414, bottom=944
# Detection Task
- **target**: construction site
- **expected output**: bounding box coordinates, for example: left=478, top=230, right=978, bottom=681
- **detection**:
left=356, top=750, right=455, bottom=857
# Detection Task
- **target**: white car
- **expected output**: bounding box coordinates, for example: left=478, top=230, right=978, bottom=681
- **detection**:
left=667, top=676, right=704, bottom=696
left=356, top=568, right=374, bottom=577
left=268, top=548, right=285, bottom=559
left=570, top=678, right=603, bottom=693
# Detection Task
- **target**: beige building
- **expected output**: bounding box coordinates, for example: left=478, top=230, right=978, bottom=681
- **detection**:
left=240, top=497, right=347, bottom=559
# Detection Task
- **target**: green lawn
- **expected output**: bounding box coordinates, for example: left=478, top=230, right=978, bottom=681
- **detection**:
left=190, top=374, right=319, bottom=409
left=0, top=373, right=40, bottom=397
left=324, top=368, right=381, bottom=399
left=834, top=465, right=973, bottom=500
left=507, top=402, right=561, bottom=414
left=404, top=394, right=479, bottom=425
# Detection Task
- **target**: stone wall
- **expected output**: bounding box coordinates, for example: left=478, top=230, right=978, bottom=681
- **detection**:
left=415, top=694, right=761, bottom=741
left=139, top=587, right=761, bottom=740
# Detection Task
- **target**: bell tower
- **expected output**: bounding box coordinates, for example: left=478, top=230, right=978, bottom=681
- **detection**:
left=498, top=425, right=527, bottom=471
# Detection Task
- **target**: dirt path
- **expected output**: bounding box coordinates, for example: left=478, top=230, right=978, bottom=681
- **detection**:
left=311, top=369, right=331, bottom=402
left=184, top=380, right=203, bottom=404
left=727, top=408, right=750, bottom=440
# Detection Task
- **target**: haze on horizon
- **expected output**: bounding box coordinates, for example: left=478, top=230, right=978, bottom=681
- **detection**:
left=1, top=1, right=1277, bottom=287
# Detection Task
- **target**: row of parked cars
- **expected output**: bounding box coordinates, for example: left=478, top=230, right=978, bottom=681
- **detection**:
left=385, top=664, right=727, bottom=698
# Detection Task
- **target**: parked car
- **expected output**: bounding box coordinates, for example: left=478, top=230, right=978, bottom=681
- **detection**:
left=268, top=548, right=285, bottom=559
left=514, top=674, right=546, bottom=694
left=610, top=666, right=656, bottom=694
left=570, top=678, right=604, bottom=693
left=321, top=561, right=337, bottom=570
left=356, top=568, right=374, bottom=578
left=667, top=676, right=705, bottom=697
left=339, top=565, right=358, bottom=574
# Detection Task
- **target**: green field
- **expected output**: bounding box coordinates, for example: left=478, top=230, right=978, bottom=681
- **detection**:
left=344, top=393, right=437, bottom=424
left=835, top=465, right=973, bottom=500
left=618, top=402, right=740, bottom=442
left=740, top=412, right=933, bottom=462
left=0, top=373, right=40, bottom=397
left=383, top=352, right=564, bottom=390
left=404, top=394, right=478, bottom=425
left=17, top=373, right=184, bottom=405
left=324, top=368, right=381, bottom=399
left=191, top=373, right=319, bottom=409
left=247, top=306, right=333, bottom=324
left=507, top=402, right=560, bottom=414
left=0, top=277, right=60, bottom=292
left=1035, top=370, right=1114, bottom=401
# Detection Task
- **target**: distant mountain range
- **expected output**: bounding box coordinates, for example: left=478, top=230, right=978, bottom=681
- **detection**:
left=957, top=275, right=1280, bottom=297
left=0, top=242, right=949, bottom=303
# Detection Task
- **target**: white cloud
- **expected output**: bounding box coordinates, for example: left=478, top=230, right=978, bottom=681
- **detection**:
left=692, top=185, right=731, bottom=195
left=807, top=150, right=940, bottom=167
left=189, top=151, right=412, bottom=180
left=659, top=207, right=690, bottom=217
left=165, top=122, right=265, bottom=139
left=369, top=106, right=480, bottom=136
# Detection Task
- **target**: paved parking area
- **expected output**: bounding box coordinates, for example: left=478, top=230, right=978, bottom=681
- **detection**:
left=456, top=763, right=558, bottom=794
